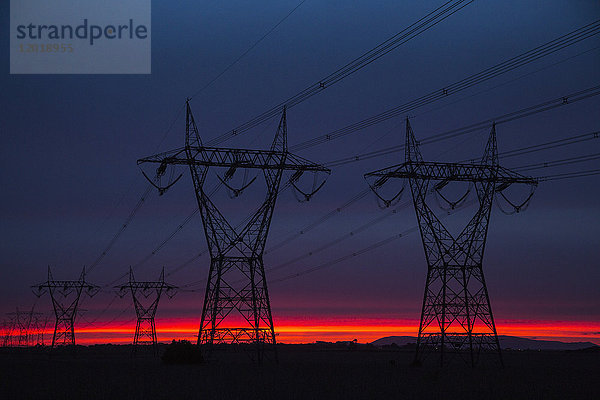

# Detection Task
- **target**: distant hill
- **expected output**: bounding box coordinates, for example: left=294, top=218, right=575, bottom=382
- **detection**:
left=371, top=335, right=598, bottom=350
left=497, top=336, right=597, bottom=351
left=371, top=336, right=417, bottom=347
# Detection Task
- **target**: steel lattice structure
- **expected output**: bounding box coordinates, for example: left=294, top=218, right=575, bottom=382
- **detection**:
left=365, top=120, right=537, bottom=366
left=116, top=267, right=177, bottom=352
left=32, top=267, right=99, bottom=347
left=1, top=319, right=12, bottom=347
left=138, top=102, right=330, bottom=361
left=4, top=308, right=46, bottom=347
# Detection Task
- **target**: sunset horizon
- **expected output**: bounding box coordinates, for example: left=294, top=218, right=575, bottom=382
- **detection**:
left=1, top=1, right=598, bottom=398
left=15, top=317, right=597, bottom=346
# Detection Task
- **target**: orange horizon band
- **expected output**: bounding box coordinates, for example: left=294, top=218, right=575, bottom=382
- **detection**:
left=14, top=319, right=594, bottom=346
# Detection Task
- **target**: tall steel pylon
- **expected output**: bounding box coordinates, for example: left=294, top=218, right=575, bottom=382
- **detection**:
left=34, top=316, right=49, bottom=346
left=4, top=309, right=24, bottom=346
left=365, top=119, right=537, bottom=366
left=1, top=319, right=11, bottom=347
left=5, top=307, right=45, bottom=347
left=138, top=101, right=330, bottom=361
left=32, top=267, right=99, bottom=347
left=116, top=267, right=177, bottom=352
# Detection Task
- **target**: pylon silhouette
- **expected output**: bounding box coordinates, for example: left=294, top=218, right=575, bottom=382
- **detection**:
left=116, top=267, right=177, bottom=354
left=138, top=102, right=330, bottom=361
left=32, top=267, right=99, bottom=347
left=365, top=120, right=537, bottom=366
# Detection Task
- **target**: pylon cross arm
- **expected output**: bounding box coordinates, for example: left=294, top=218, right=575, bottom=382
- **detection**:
left=117, top=282, right=177, bottom=290
left=32, top=281, right=100, bottom=293
left=32, top=281, right=86, bottom=289
left=137, top=146, right=329, bottom=173
left=366, top=161, right=537, bottom=185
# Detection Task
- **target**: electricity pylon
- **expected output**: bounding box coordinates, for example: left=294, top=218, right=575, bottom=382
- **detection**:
left=32, top=267, right=99, bottom=347
left=33, top=316, right=49, bottom=346
left=2, top=313, right=17, bottom=347
left=5, top=307, right=45, bottom=346
left=116, top=267, right=177, bottom=353
left=138, top=101, right=330, bottom=361
left=0, top=319, right=11, bottom=347
left=4, top=310, right=23, bottom=346
left=365, top=119, right=537, bottom=366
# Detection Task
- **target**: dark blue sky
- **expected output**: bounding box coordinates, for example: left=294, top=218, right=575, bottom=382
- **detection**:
left=1, top=1, right=599, bottom=332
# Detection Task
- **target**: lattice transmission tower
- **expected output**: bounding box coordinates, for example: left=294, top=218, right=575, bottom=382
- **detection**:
left=1, top=319, right=12, bottom=347
left=3, top=311, right=21, bottom=347
left=116, top=267, right=177, bottom=352
left=138, top=101, right=330, bottom=361
left=4, top=307, right=46, bottom=347
left=365, top=120, right=537, bottom=366
left=32, top=267, right=99, bottom=347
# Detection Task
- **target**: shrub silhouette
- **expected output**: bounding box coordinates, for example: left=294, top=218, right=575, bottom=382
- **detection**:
left=161, top=340, right=204, bottom=364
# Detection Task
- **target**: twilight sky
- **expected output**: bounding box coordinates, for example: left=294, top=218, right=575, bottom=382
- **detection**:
left=1, top=0, right=599, bottom=344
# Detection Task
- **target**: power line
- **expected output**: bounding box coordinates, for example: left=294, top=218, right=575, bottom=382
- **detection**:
left=24, top=8, right=600, bottom=336
left=514, top=152, right=600, bottom=172
left=268, top=161, right=600, bottom=285
left=87, top=184, right=154, bottom=274
left=324, top=86, right=600, bottom=167
left=290, top=21, right=600, bottom=152
left=91, top=23, right=599, bottom=279
left=272, top=234, right=403, bottom=284
left=129, top=122, right=281, bottom=274
left=266, top=188, right=372, bottom=254
left=128, top=122, right=600, bottom=291
left=66, top=0, right=474, bottom=290
left=165, top=177, right=301, bottom=279
left=84, top=104, right=188, bottom=276
left=538, top=168, right=600, bottom=181
left=411, top=45, right=600, bottom=121
left=131, top=209, right=199, bottom=270
left=80, top=307, right=134, bottom=330
left=85, top=19, right=599, bottom=282
left=206, top=0, right=475, bottom=146
left=114, top=121, right=282, bottom=281
left=84, top=0, right=307, bottom=279
left=144, top=156, right=600, bottom=291
left=189, top=0, right=309, bottom=100
left=158, top=127, right=600, bottom=284
left=68, top=14, right=600, bottom=287
left=497, top=131, right=599, bottom=160
left=168, top=186, right=375, bottom=283
left=130, top=89, right=600, bottom=276
left=83, top=1, right=308, bottom=280
left=267, top=200, right=412, bottom=274
left=87, top=147, right=600, bottom=311
left=78, top=294, right=121, bottom=328
left=91, top=85, right=598, bottom=288
left=180, top=145, right=600, bottom=288
left=268, top=129, right=600, bottom=253
left=261, top=139, right=600, bottom=279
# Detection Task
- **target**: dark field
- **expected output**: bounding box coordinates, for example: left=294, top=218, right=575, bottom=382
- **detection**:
left=0, top=344, right=598, bottom=400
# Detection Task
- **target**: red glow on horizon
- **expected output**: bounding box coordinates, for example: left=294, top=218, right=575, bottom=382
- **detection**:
left=35, top=318, right=599, bottom=346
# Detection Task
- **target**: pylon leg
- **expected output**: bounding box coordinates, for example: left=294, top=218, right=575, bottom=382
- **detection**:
left=198, top=257, right=277, bottom=362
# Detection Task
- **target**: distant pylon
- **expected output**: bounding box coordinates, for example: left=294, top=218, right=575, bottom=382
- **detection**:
left=4, top=306, right=45, bottom=347
left=365, top=120, right=538, bottom=366
left=116, top=267, right=177, bottom=353
left=5, top=309, right=25, bottom=346
left=32, top=267, right=99, bottom=347
left=2, top=316, right=15, bottom=347
left=0, top=319, right=7, bottom=347
left=34, top=316, right=49, bottom=346
left=137, top=102, right=330, bottom=362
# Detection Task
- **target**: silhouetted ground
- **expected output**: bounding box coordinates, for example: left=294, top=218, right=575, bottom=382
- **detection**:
left=0, top=343, right=598, bottom=399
